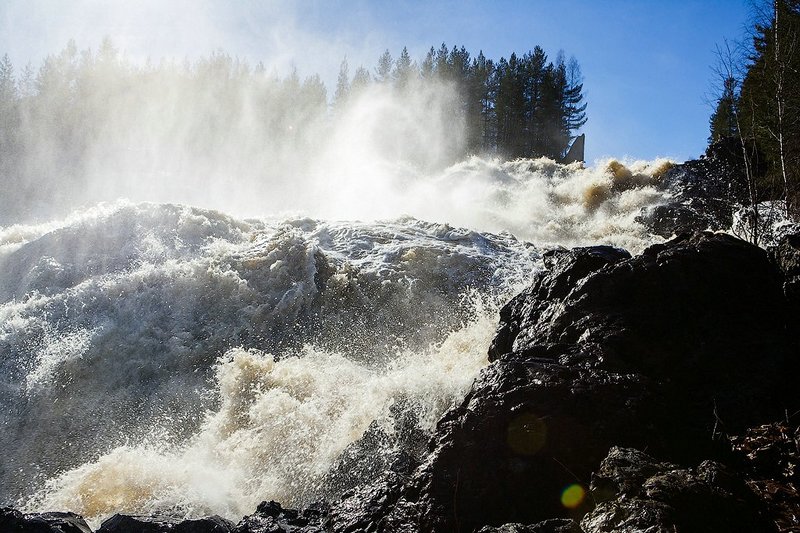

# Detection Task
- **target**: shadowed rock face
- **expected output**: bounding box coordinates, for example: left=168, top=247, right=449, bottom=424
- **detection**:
left=0, top=508, right=93, bottom=533
left=477, top=519, right=583, bottom=533
left=771, top=226, right=800, bottom=325
left=490, top=231, right=794, bottom=431
left=581, top=447, right=774, bottom=533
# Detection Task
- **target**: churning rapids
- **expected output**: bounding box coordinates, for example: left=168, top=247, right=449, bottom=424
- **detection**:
left=0, top=156, right=673, bottom=526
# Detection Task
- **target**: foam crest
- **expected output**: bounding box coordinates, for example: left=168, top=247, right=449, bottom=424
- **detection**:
left=350, top=156, right=674, bottom=253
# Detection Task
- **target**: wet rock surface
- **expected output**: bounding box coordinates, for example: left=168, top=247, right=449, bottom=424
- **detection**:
left=637, top=140, right=753, bottom=237
left=319, top=231, right=797, bottom=532
left=231, top=501, right=327, bottom=533
left=581, top=447, right=773, bottom=532
left=476, top=519, right=582, bottom=533
left=97, top=514, right=234, bottom=533
left=12, top=231, right=800, bottom=532
left=401, top=232, right=795, bottom=531
left=0, top=508, right=93, bottom=533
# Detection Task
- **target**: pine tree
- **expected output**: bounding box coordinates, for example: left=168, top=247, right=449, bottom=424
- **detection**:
left=709, top=76, right=739, bottom=142
left=0, top=54, right=16, bottom=103
left=0, top=53, right=18, bottom=197
left=18, top=63, right=35, bottom=97
left=375, top=49, right=393, bottom=83
left=536, top=61, right=566, bottom=159
left=563, top=56, right=588, bottom=138
left=523, top=47, right=548, bottom=156
left=495, top=53, right=527, bottom=157
left=334, top=57, right=350, bottom=107
left=435, top=43, right=450, bottom=79
left=351, top=65, right=371, bottom=93
left=468, top=51, right=494, bottom=153
left=421, top=47, right=436, bottom=79
left=393, top=47, right=415, bottom=89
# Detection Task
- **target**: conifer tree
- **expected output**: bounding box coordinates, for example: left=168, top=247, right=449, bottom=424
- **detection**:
left=563, top=55, right=588, bottom=140
left=375, top=49, right=393, bottom=83
left=351, top=65, right=371, bottom=93
left=709, top=76, right=739, bottom=142
left=523, top=47, right=548, bottom=156
left=421, top=47, right=436, bottom=78
left=393, top=47, right=415, bottom=89
left=468, top=51, right=494, bottom=153
left=0, top=54, right=16, bottom=104
left=334, top=57, right=350, bottom=107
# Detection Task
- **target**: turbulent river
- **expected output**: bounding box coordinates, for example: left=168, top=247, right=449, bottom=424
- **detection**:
left=0, top=156, right=671, bottom=525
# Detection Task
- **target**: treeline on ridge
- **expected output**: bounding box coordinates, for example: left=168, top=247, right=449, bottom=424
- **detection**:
left=333, top=44, right=587, bottom=161
left=708, top=0, right=800, bottom=217
left=0, top=39, right=586, bottom=222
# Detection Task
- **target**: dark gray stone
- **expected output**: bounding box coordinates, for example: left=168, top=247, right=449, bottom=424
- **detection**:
left=581, top=447, right=773, bottom=533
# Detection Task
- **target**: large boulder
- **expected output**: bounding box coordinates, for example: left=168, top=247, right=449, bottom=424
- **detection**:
left=490, top=231, right=794, bottom=433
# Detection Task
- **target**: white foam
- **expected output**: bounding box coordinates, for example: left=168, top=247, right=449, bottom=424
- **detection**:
left=26, top=302, right=496, bottom=525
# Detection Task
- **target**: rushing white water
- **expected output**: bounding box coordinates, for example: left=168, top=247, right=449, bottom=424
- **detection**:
left=0, top=156, right=671, bottom=525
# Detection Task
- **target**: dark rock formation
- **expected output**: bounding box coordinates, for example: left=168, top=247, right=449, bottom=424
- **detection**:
left=97, top=514, right=234, bottom=532
left=637, top=140, right=754, bottom=237
left=730, top=422, right=800, bottom=533
left=581, top=447, right=773, bottom=532
left=489, top=231, right=794, bottom=439
left=0, top=508, right=92, bottom=533
left=320, top=400, right=427, bottom=505
left=477, top=519, right=582, bottom=533
left=770, top=225, right=800, bottom=313
left=232, top=501, right=327, bottom=533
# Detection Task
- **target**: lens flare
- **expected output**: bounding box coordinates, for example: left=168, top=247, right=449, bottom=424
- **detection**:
left=560, top=483, right=585, bottom=509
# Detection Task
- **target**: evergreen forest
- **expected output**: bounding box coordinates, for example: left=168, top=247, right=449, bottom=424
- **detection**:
left=0, top=40, right=586, bottom=222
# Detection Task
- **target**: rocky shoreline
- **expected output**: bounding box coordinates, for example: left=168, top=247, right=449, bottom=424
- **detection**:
left=4, top=149, right=800, bottom=532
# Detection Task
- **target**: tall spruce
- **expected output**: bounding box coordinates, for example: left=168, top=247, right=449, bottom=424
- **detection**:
left=334, top=57, right=350, bottom=107
left=709, top=76, right=739, bottom=142
left=393, top=47, right=415, bottom=89
left=375, top=49, right=393, bottom=83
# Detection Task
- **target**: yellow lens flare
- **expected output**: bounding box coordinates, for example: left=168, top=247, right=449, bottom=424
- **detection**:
left=560, top=483, right=586, bottom=509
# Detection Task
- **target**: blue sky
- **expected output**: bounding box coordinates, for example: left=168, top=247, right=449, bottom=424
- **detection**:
left=1, top=0, right=753, bottom=162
